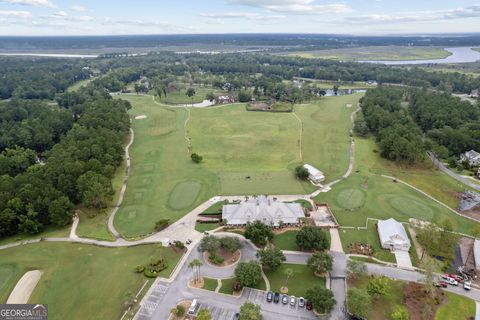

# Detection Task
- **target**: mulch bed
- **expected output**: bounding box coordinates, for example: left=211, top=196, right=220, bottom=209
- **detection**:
left=205, top=248, right=241, bottom=267
left=348, top=242, right=373, bottom=255
left=403, top=282, right=446, bottom=320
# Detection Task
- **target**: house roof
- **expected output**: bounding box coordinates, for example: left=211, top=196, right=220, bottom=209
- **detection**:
left=464, top=150, right=480, bottom=159
left=222, top=196, right=304, bottom=226
left=377, top=218, right=411, bottom=246
left=303, top=164, right=324, bottom=180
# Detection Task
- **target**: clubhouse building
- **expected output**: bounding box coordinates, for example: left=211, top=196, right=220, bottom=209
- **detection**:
left=222, top=196, right=305, bottom=227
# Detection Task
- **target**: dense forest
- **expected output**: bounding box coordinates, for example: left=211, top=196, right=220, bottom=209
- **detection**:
left=0, top=70, right=130, bottom=237
left=356, top=87, right=480, bottom=164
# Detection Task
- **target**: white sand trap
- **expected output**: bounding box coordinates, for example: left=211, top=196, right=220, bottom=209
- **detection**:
left=346, top=103, right=353, bottom=108
left=135, top=115, right=147, bottom=120
left=7, top=270, right=43, bottom=304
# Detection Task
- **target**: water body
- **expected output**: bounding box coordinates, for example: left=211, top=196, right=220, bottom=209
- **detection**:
left=0, top=53, right=98, bottom=58
left=363, top=47, right=480, bottom=65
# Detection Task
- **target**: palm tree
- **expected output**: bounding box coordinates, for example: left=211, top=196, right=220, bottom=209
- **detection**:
left=189, top=259, right=203, bottom=283
left=284, top=268, right=293, bottom=288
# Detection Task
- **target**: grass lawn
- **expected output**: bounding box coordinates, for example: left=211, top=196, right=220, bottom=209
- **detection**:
left=265, top=264, right=325, bottom=297
left=157, top=86, right=220, bottom=105
left=272, top=231, right=300, bottom=251
left=287, top=46, right=451, bottom=61
left=0, top=242, right=183, bottom=320
left=202, top=278, right=218, bottom=291
left=195, top=223, right=221, bottom=233
left=435, top=291, right=476, bottom=320
left=0, top=226, right=70, bottom=246
left=348, top=275, right=405, bottom=320
left=66, top=78, right=95, bottom=92
left=115, top=94, right=359, bottom=237
left=315, top=137, right=479, bottom=235
left=201, top=201, right=228, bottom=215
left=218, top=277, right=266, bottom=295
left=297, top=94, right=361, bottom=183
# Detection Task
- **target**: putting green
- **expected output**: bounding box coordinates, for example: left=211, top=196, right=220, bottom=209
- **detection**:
left=388, top=196, right=434, bottom=220
left=0, top=264, right=17, bottom=293
left=168, top=181, right=202, bottom=210
left=336, top=188, right=365, bottom=209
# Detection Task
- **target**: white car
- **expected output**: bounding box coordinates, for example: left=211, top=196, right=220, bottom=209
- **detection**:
left=440, top=275, right=458, bottom=286
left=464, top=281, right=472, bottom=290
left=290, top=296, right=296, bottom=306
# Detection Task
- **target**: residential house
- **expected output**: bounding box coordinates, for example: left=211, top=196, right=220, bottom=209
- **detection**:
left=377, top=218, right=411, bottom=251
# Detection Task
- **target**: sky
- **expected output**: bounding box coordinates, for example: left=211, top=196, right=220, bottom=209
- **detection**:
left=0, top=0, right=480, bottom=36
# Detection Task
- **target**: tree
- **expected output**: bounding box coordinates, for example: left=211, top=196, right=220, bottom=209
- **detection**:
left=295, top=226, right=330, bottom=251
left=307, top=251, right=333, bottom=275
left=123, top=290, right=135, bottom=310
left=283, top=268, right=293, bottom=288
left=239, top=302, right=262, bottom=320
left=294, top=165, right=309, bottom=180
left=170, top=305, right=185, bottom=317
left=234, top=261, right=262, bottom=288
left=347, top=288, right=370, bottom=319
left=244, top=221, right=273, bottom=247
left=156, top=87, right=163, bottom=99
left=191, top=153, right=203, bottom=163
left=416, top=222, right=459, bottom=263
left=77, top=171, right=114, bottom=209
left=186, top=87, right=196, bottom=105
left=196, top=309, right=212, bottom=320
left=198, top=235, right=220, bottom=255
left=256, top=246, right=286, bottom=270
left=366, top=276, right=390, bottom=298
left=219, top=236, right=243, bottom=253
left=353, top=116, right=369, bottom=137
left=238, top=90, right=252, bottom=102
left=346, top=259, right=367, bottom=279
left=391, top=305, right=410, bottom=320
left=305, top=286, right=336, bottom=314
left=205, top=92, right=216, bottom=102
left=48, top=196, right=74, bottom=226
left=188, top=258, right=203, bottom=284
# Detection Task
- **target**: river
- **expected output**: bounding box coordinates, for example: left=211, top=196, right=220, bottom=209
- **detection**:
left=362, top=47, right=480, bottom=65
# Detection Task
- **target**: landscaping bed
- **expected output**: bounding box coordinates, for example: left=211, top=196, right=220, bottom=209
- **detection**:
left=204, top=248, right=241, bottom=267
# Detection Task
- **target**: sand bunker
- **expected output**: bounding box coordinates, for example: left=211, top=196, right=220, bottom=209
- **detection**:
left=346, top=103, right=353, bottom=108
left=135, top=115, right=148, bottom=120
left=7, top=270, right=42, bottom=304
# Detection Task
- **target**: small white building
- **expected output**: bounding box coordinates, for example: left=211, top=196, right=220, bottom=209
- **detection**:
left=303, top=164, right=325, bottom=184
left=377, top=218, right=411, bottom=251
left=461, top=150, right=480, bottom=166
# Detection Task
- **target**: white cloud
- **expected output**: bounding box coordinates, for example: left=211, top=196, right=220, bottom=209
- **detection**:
left=348, top=5, right=480, bottom=24
left=101, top=17, right=193, bottom=31
left=0, top=10, right=32, bottom=18
left=229, top=0, right=351, bottom=14
left=70, top=5, right=86, bottom=12
left=77, top=15, right=93, bottom=21
left=200, top=12, right=285, bottom=21
left=0, top=0, right=55, bottom=8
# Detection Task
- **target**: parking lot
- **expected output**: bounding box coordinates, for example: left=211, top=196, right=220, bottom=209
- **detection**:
left=135, top=282, right=170, bottom=320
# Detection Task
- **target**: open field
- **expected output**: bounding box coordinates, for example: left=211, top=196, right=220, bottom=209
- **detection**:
left=315, top=137, right=479, bottom=235
left=264, top=264, right=325, bottom=297
left=435, top=291, right=476, bottom=320
left=66, top=78, right=94, bottom=92
left=0, top=226, right=69, bottom=246
left=113, top=94, right=358, bottom=237
left=286, top=46, right=451, bottom=61
left=0, top=242, right=183, bottom=320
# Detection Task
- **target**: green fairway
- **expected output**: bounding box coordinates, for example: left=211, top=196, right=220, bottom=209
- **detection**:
left=265, top=264, right=325, bottom=297
left=297, top=94, right=361, bottom=182
left=0, top=243, right=183, bottom=320
left=287, top=46, right=451, bottom=61
left=315, top=137, right=479, bottom=235
left=114, top=94, right=360, bottom=237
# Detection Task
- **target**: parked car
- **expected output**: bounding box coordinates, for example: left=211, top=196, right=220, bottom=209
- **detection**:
left=290, top=296, right=296, bottom=306
left=464, top=280, right=472, bottom=291
left=273, top=292, right=280, bottom=304
left=434, top=281, right=448, bottom=288
left=440, top=275, right=458, bottom=286
left=266, top=291, right=273, bottom=302
left=298, top=297, right=305, bottom=308
left=306, top=301, right=313, bottom=311
left=445, top=273, right=464, bottom=283
left=282, top=295, right=288, bottom=305
left=232, top=313, right=240, bottom=320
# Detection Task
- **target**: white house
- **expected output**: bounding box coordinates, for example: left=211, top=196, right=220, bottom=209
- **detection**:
left=377, top=218, right=411, bottom=251
left=222, top=196, right=304, bottom=227
left=303, top=164, right=325, bottom=184
left=461, top=150, right=480, bottom=166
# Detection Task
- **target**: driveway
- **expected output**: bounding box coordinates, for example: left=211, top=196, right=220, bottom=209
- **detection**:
left=394, top=250, right=413, bottom=270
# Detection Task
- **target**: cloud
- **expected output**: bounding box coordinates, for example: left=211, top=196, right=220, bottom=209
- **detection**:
left=77, top=15, right=93, bottom=21
left=200, top=12, right=285, bottom=21
left=101, top=17, right=193, bottom=31
left=0, top=10, right=32, bottom=18
left=70, top=5, right=86, bottom=12
left=0, top=0, right=55, bottom=8
left=348, top=5, right=480, bottom=24
left=229, top=0, right=351, bottom=14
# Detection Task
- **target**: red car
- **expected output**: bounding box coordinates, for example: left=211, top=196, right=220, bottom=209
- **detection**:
left=434, top=281, right=448, bottom=288
left=445, top=274, right=464, bottom=283
left=306, top=301, right=313, bottom=311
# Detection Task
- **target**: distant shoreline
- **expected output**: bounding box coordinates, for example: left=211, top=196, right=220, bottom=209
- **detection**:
left=0, top=53, right=98, bottom=58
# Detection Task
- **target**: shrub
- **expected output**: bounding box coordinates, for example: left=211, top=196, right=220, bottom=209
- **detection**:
left=154, top=219, right=169, bottom=231
left=171, top=305, right=185, bottom=317
left=295, top=165, right=309, bottom=180
left=191, top=153, right=203, bottom=163
left=135, top=265, right=145, bottom=273
left=219, top=236, right=243, bottom=253
left=174, top=240, right=185, bottom=250
left=208, top=254, right=225, bottom=265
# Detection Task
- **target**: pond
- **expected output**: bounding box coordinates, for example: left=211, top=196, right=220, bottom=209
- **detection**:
left=362, top=47, right=480, bottom=65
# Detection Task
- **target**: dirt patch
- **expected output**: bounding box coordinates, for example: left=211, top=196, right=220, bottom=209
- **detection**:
left=7, top=270, right=42, bottom=304
left=273, top=227, right=301, bottom=235
left=204, top=248, right=241, bottom=267
left=403, top=282, right=445, bottom=320
left=134, top=115, right=147, bottom=120
left=459, top=208, right=480, bottom=222
left=188, top=277, right=204, bottom=289
left=348, top=242, right=373, bottom=256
